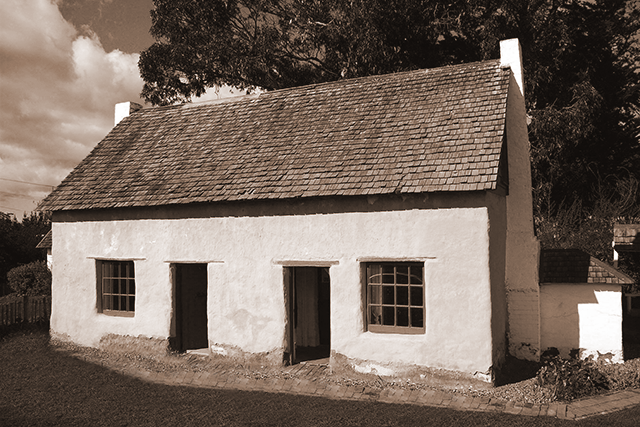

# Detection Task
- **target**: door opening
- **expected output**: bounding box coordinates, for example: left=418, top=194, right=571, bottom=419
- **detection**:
left=284, top=267, right=330, bottom=364
left=172, top=263, right=208, bottom=352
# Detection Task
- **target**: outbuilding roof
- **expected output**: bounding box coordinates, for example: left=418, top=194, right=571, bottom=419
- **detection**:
left=614, top=224, right=640, bottom=252
left=36, top=230, right=52, bottom=249
left=539, top=249, right=634, bottom=285
left=39, top=59, right=510, bottom=212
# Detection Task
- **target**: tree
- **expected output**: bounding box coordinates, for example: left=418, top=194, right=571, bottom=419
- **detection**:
left=139, top=0, right=640, bottom=217
left=139, top=0, right=496, bottom=105
left=7, top=261, right=51, bottom=296
left=0, top=211, right=51, bottom=296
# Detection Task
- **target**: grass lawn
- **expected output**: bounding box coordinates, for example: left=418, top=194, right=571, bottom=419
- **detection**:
left=2, top=328, right=640, bottom=427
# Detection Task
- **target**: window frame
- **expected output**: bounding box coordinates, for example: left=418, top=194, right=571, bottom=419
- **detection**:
left=364, top=262, right=425, bottom=334
left=96, top=260, right=136, bottom=317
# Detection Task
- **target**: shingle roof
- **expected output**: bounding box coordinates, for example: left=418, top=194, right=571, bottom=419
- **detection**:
left=38, top=59, right=510, bottom=212
left=36, top=230, right=52, bottom=249
left=614, top=224, right=640, bottom=252
left=539, top=249, right=634, bottom=285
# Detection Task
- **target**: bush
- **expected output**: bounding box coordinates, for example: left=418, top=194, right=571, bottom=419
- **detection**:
left=7, top=261, right=51, bottom=296
left=537, top=355, right=609, bottom=401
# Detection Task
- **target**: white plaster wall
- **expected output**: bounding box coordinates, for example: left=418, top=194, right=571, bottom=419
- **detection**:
left=540, top=284, right=622, bottom=362
left=51, top=206, right=496, bottom=375
left=501, top=39, right=541, bottom=360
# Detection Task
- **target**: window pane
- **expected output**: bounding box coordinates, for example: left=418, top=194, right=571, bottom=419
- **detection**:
left=410, top=266, right=423, bottom=284
left=112, top=295, right=120, bottom=310
left=397, top=307, right=409, bottom=327
left=382, top=265, right=394, bottom=275
left=129, top=279, right=135, bottom=295
left=382, top=286, right=395, bottom=305
left=103, top=295, right=111, bottom=310
left=382, top=274, right=395, bottom=284
left=382, top=306, right=395, bottom=326
left=368, top=265, right=382, bottom=283
left=369, top=285, right=381, bottom=305
left=397, top=286, right=408, bottom=305
left=370, top=306, right=382, bottom=325
left=121, top=296, right=127, bottom=311
left=410, top=286, right=423, bottom=307
left=411, top=307, right=424, bottom=327
left=129, top=296, right=135, bottom=312
left=396, top=265, right=409, bottom=284
left=103, top=278, right=111, bottom=294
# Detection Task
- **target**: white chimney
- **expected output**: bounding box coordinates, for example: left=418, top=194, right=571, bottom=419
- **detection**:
left=500, top=38, right=524, bottom=97
left=114, top=102, right=143, bottom=126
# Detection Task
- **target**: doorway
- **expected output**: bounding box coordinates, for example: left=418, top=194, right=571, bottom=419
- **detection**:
left=172, top=263, right=208, bottom=352
left=284, top=267, right=330, bottom=364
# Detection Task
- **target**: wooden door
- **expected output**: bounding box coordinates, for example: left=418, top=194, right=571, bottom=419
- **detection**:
left=175, top=264, right=208, bottom=351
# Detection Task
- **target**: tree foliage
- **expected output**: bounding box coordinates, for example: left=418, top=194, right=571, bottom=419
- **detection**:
left=7, top=260, right=52, bottom=297
left=0, top=212, right=51, bottom=296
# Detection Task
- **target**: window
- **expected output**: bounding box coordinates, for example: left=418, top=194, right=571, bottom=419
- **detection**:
left=366, top=263, right=424, bottom=334
left=97, top=260, right=135, bottom=316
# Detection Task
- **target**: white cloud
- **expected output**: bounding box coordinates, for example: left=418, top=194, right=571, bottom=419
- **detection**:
left=0, top=0, right=145, bottom=217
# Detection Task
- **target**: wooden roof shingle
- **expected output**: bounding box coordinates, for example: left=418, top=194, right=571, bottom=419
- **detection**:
left=39, top=59, right=511, bottom=212
left=539, top=249, right=634, bottom=285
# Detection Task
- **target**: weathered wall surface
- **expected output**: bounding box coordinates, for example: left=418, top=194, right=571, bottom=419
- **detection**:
left=540, top=284, right=623, bottom=362
left=51, top=195, right=504, bottom=377
left=501, top=39, right=541, bottom=361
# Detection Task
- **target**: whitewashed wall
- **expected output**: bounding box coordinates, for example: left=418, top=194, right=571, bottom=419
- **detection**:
left=540, top=284, right=623, bottom=362
left=51, top=203, right=504, bottom=377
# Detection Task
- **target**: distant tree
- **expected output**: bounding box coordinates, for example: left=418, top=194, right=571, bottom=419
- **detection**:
left=7, top=261, right=51, bottom=296
left=0, top=211, right=51, bottom=296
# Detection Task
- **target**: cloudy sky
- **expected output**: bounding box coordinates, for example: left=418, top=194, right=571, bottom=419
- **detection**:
left=0, top=0, right=237, bottom=218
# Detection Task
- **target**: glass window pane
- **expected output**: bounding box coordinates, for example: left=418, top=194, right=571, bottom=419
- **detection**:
left=368, top=264, right=382, bottom=282
left=103, top=278, right=111, bottom=294
left=121, top=296, right=127, bottom=311
left=382, top=265, right=394, bottom=275
left=129, top=279, right=135, bottom=295
left=112, top=295, right=119, bottom=310
left=382, top=274, right=395, bottom=284
left=410, top=286, right=423, bottom=307
left=410, top=266, right=423, bottom=284
left=370, top=306, right=382, bottom=325
left=103, top=295, right=111, bottom=310
left=411, top=307, right=424, bottom=327
left=382, top=286, right=395, bottom=305
left=397, top=286, right=408, bottom=305
left=382, top=306, right=395, bottom=326
left=396, top=265, right=409, bottom=284
left=369, top=285, right=381, bottom=305
left=129, top=296, right=135, bottom=312
left=397, top=307, right=409, bottom=327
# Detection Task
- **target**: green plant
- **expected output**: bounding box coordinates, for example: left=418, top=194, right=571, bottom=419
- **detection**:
left=537, top=355, right=610, bottom=401
left=7, top=260, right=51, bottom=296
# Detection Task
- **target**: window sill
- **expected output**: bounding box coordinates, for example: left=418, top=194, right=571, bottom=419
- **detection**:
left=101, top=310, right=135, bottom=318
left=368, top=325, right=425, bottom=335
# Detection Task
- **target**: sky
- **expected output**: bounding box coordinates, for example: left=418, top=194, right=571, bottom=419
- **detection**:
left=0, top=0, right=238, bottom=219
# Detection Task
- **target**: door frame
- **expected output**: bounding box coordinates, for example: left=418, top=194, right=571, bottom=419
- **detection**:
left=170, top=263, right=209, bottom=352
left=283, top=265, right=331, bottom=364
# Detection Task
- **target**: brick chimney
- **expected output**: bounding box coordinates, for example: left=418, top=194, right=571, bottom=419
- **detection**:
left=114, top=102, right=143, bottom=126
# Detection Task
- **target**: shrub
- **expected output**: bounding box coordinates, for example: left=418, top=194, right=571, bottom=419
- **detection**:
left=598, top=359, right=640, bottom=391
left=537, top=355, right=609, bottom=401
left=7, top=260, right=51, bottom=296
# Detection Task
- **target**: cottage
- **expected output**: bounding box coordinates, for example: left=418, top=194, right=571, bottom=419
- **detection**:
left=38, top=39, right=539, bottom=381
left=539, top=249, right=633, bottom=363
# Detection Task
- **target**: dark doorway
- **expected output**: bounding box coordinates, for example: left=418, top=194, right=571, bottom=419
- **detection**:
left=284, top=267, right=330, bottom=364
left=173, top=263, right=208, bottom=352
